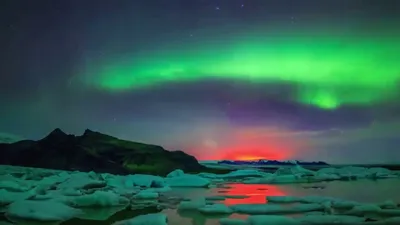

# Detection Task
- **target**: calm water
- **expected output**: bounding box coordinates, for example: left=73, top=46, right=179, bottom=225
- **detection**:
left=3, top=179, right=400, bottom=225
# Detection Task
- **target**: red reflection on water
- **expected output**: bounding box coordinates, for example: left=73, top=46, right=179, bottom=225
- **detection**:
left=217, top=183, right=287, bottom=205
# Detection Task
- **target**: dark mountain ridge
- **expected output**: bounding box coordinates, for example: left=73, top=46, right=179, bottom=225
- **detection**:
left=0, top=128, right=205, bottom=175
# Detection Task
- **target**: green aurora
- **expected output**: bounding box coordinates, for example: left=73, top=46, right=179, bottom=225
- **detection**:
left=80, top=29, right=400, bottom=109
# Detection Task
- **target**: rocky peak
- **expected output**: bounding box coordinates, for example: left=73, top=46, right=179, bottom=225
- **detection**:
left=39, top=128, right=72, bottom=145
left=81, top=129, right=114, bottom=140
left=83, top=129, right=95, bottom=136
left=44, top=128, right=67, bottom=139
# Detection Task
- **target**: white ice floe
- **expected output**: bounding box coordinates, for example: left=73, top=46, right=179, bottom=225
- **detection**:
left=219, top=218, right=249, bottom=225
left=247, top=215, right=300, bottom=225
left=331, top=200, right=360, bottom=209
left=57, top=172, right=106, bottom=190
left=345, top=204, right=382, bottom=216
left=5, top=200, right=82, bottom=222
left=68, top=190, right=130, bottom=207
left=0, top=189, right=35, bottom=206
left=124, top=174, right=166, bottom=188
left=266, top=196, right=303, bottom=203
left=198, top=203, right=233, bottom=214
left=112, top=213, right=168, bottom=225
left=166, top=169, right=184, bottom=178
left=371, top=217, right=400, bottom=225
left=0, top=180, right=31, bottom=192
left=230, top=203, right=323, bottom=214
left=1, top=164, right=399, bottom=225
left=316, top=166, right=398, bottom=181
left=378, top=209, right=400, bottom=216
left=267, top=195, right=360, bottom=209
left=298, top=215, right=365, bottom=224
left=275, top=165, right=315, bottom=176
left=165, top=174, right=210, bottom=187
left=134, top=190, right=159, bottom=199
left=235, top=165, right=398, bottom=184
left=379, top=200, right=398, bottom=209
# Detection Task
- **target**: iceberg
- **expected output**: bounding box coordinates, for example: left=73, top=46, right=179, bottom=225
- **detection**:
left=6, top=200, right=82, bottom=222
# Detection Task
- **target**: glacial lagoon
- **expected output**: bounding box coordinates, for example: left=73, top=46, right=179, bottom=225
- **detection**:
left=1, top=166, right=400, bottom=225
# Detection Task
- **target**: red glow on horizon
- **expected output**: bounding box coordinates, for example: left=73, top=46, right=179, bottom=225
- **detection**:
left=192, top=127, right=308, bottom=161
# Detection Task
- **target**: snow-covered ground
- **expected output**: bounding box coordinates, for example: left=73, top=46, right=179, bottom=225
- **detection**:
left=0, top=164, right=399, bottom=225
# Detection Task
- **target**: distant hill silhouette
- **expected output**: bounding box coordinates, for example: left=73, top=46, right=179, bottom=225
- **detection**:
left=218, top=159, right=329, bottom=166
left=0, top=128, right=205, bottom=175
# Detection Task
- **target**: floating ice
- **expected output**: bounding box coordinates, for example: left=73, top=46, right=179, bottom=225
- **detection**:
left=165, top=174, right=210, bottom=187
left=198, top=203, right=233, bottom=214
left=6, top=200, right=82, bottom=222
left=68, top=191, right=130, bottom=207
left=112, top=213, right=168, bottom=225
left=247, top=215, right=300, bottom=225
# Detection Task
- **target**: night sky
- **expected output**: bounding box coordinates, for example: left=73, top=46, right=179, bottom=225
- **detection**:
left=1, top=0, right=400, bottom=163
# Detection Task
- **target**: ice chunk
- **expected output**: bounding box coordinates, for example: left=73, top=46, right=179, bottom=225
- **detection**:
left=231, top=204, right=283, bottom=214
left=57, top=173, right=106, bottom=190
left=317, top=167, right=337, bottom=174
left=219, top=218, right=249, bottom=225
left=298, top=215, right=365, bottom=224
left=372, top=217, right=400, bottom=225
left=378, top=200, right=398, bottom=209
left=166, top=169, right=184, bottom=178
left=112, top=213, right=167, bottom=225
left=230, top=203, right=322, bottom=214
left=292, top=165, right=316, bottom=175
left=0, top=189, right=35, bottom=205
left=378, top=209, right=400, bottom=216
left=125, top=174, right=166, bottom=188
left=291, top=203, right=324, bottom=212
left=69, top=191, right=129, bottom=207
left=313, top=173, right=341, bottom=181
left=38, top=173, right=70, bottom=187
left=331, top=200, right=360, bottom=209
left=76, top=206, right=127, bottom=221
left=6, top=200, right=82, bottom=222
left=61, top=188, right=83, bottom=196
left=146, top=186, right=172, bottom=193
left=266, top=196, right=302, bottom=203
left=134, top=190, right=159, bottom=199
left=247, top=215, right=300, bottom=225
left=299, top=196, right=336, bottom=204
left=304, top=211, right=326, bottom=216
left=345, top=204, right=382, bottom=216
left=198, top=203, right=233, bottom=214
left=368, top=167, right=392, bottom=175
left=268, top=174, right=308, bottom=184
left=221, top=169, right=269, bottom=178
left=165, top=174, right=210, bottom=187
left=0, top=180, right=31, bottom=192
